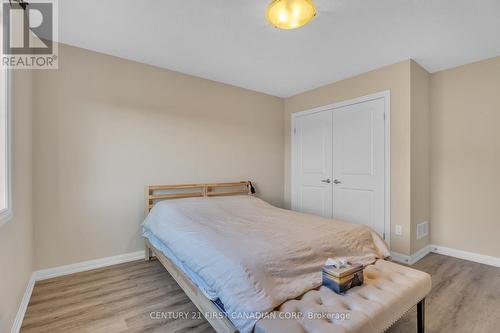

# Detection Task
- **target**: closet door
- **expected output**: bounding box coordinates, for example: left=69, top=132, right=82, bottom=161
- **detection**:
left=293, top=111, right=333, bottom=217
left=331, top=98, right=385, bottom=236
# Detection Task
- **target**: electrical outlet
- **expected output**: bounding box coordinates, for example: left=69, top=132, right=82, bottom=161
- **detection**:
left=395, top=225, right=403, bottom=236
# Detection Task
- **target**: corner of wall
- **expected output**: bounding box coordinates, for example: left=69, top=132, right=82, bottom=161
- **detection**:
left=409, top=60, right=431, bottom=255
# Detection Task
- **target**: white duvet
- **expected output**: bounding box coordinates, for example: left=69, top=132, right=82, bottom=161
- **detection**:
left=143, top=195, right=390, bottom=333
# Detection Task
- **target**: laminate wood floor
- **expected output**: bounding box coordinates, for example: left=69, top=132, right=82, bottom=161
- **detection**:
left=21, top=253, right=500, bottom=333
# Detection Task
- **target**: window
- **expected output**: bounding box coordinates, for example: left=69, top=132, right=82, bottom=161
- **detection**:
left=0, top=68, right=11, bottom=226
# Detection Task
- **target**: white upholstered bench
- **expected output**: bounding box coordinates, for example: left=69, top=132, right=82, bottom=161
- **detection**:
left=254, top=260, right=432, bottom=333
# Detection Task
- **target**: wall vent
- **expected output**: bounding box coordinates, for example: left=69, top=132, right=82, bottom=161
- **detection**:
left=416, top=221, right=429, bottom=240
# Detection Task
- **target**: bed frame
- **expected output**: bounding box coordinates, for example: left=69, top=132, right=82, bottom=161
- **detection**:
left=144, top=181, right=426, bottom=333
left=145, top=181, right=253, bottom=333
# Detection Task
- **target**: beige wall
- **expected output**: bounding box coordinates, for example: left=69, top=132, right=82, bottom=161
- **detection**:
left=410, top=61, right=431, bottom=253
left=0, top=70, right=33, bottom=332
left=430, top=56, right=500, bottom=258
left=284, top=56, right=500, bottom=258
left=33, top=44, right=284, bottom=270
left=284, top=60, right=413, bottom=255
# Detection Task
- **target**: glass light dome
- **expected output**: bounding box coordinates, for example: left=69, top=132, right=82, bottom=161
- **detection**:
left=266, top=0, right=317, bottom=30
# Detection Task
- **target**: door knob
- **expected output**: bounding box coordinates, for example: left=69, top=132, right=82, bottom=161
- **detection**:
left=321, top=179, right=331, bottom=184
left=333, top=179, right=341, bottom=184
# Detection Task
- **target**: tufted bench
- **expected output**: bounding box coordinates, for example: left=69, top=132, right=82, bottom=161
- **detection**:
left=254, top=260, right=431, bottom=333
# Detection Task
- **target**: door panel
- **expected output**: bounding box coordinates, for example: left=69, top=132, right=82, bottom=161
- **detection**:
left=332, top=98, right=385, bottom=236
left=293, top=111, right=332, bottom=217
left=340, top=109, right=373, bottom=175
left=334, top=188, right=374, bottom=225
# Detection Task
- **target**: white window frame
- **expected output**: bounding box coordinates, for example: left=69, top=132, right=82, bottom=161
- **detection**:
left=0, top=69, right=12, bottom=226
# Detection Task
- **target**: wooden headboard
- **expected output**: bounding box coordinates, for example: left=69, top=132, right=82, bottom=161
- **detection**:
left=145, top=181, right=254, bottom=214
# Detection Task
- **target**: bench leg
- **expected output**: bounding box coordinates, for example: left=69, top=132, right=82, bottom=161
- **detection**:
left=417, top=298, right=425, bottom=333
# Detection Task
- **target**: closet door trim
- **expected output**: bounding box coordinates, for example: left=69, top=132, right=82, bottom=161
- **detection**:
left=291, top=90, right=391, bottom=247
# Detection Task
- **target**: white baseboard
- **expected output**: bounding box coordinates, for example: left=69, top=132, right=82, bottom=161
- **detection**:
left=389, top=251, right=412, bottom=265
left=431, top=245, right=500, bottom=268
left=391, top=244, right=500, bottom=269
left=391, top=244, right=432, bottom=266
left=11, top=250, right=145, bottom=333
left=32, top=250, right=145, bottom=281
left=10, top=276, right=35, bottom=333
left=412, top=245, right=433, bottom=264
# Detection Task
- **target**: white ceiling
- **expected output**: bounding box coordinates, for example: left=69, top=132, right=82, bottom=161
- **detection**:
left=58, top=0, right=500, bottom=97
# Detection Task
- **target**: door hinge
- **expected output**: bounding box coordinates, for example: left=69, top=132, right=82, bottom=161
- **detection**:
left=383, top=112, right=386, bottom=120
left=294, top=128, right=296, bottom=135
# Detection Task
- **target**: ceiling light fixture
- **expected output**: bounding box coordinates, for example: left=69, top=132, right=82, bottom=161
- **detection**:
left=266, top=0, right=317, bottom=30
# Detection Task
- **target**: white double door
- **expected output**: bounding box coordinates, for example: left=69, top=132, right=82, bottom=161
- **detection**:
left=292, top=97, right=386, bottom=238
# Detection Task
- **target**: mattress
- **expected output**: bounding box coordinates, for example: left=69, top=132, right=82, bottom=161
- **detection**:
left=143, top=195, right=390, bottom=333
left=143, top=228, right=218, bottom=300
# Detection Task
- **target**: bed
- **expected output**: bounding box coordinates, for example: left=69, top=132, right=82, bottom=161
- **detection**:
left=143, top=181, right=431, bottom=333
